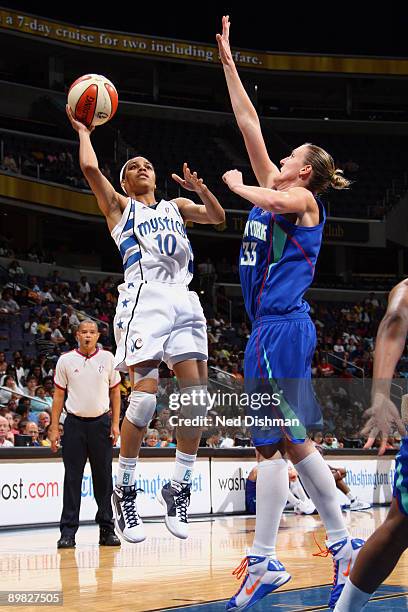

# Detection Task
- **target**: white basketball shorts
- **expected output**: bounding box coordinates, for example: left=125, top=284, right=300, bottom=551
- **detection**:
left=113, top=280, right=208, bottom=371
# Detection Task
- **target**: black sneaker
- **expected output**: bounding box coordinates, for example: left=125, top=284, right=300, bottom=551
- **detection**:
left=111, top=485, right=145, bottom=543
left=57, top=536, right=76, bottom=549
left=99, top=528, right=121, bottom=546
left=157, top=481, right=191, bottom=539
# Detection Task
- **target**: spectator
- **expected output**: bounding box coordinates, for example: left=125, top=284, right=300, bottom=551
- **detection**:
left=43, top=376, right=55, bottom=396
left=12, top=412, right=21, bottom=433
left=322, top=432, right=342, bottom=449
left=13, top=356, right=25, bottom=387
left=0, top=352, right=7, bottom=376
left=66, top=305, right=80, bottom=327
left=0, top=289, right=20, bottom=314
left=41, top=424, right=52, bottom=447
left=144, top=429, right=161, bottom=448
left=2, top=152, right=19, bottom=173
left=8, top=260, right=24, bottom=280
left=2, top=410, right=14, bottom=433
left=39, top=284, right=54, bottom=303
left=28, top=276, right=41, bottom=293
left=333, top=338, right=345, bottom=356
left=0, top=375, right=24, bottom=404
left=31, top=387, right=52, bottom=411
left=49, top=319, right=66, bottom=345
left=24, top=421, right=41, bottom=446
left=318, top=357, right=335, bottom=377
left=35, top=331, right=56, bottom=359
left=206, top=428, right=222, bottom=448
left=159, top=428, right=176, bottom=448
left=0, top=415, right=13, bottom=447
left=37, top=411, right=51, bottom=432
left=23, top=375, right=38, bottom=397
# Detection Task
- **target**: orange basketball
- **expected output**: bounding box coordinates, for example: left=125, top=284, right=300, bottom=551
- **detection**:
left=68, top=74, right=118, bottom=128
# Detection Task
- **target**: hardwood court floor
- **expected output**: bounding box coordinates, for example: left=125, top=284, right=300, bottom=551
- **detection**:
left=1, top=508, right=407, bottom=612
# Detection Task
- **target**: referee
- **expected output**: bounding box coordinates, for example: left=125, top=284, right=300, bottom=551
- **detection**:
left=49, top=319, right=121, bottom=548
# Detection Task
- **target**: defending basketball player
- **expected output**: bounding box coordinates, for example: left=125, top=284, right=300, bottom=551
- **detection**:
left=217, top=16, right=363, bottom=610
left=66, top=105, right=225, bottom=542
left=334, top=280, right=408, bottom=611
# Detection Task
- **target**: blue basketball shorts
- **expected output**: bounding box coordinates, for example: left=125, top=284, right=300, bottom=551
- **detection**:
left=393, top=437, right=408, bottom=517
left=244, top=312, right=322, bottom=446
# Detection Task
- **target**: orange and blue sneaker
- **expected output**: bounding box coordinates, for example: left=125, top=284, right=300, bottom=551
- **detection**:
left=314, top=536, right=365, bottom=609
left=226, top=554, right=291, bottom=611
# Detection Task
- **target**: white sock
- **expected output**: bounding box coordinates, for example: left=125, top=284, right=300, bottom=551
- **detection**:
left=291, top=479, right=307, bottom=502
left=334, top=578, right=372, bottom=611
left=117, top=455, right=137, bottom=487
left=294, top=452, right=349, bottom=544
left=172, top=449, right=196, bottom=484
left=249, top=458, right=289, bottom=559
left=346, top=491, right=356, bottom=502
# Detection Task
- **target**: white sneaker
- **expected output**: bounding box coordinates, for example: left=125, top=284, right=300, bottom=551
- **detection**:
left=157, top=480, right=191, bottom=539
left=294, top=498, right=316, bottom=515
left=350, top=498, right=371, bottom=511
left=111, top=485, right=145, bottom=543
left=226, top=554, right=291, bottom=611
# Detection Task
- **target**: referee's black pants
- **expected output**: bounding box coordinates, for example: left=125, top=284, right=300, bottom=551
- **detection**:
left=60, top=413, right=114, bottom=537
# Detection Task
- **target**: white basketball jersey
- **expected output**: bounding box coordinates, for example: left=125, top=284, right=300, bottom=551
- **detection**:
left=111, top=198, right=194, bottom=285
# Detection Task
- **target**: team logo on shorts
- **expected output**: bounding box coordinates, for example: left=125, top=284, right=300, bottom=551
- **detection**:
left=130, top=337, right=143, bottom=352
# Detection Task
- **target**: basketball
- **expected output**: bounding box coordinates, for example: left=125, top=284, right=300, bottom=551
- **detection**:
left=67, top=74, right=118, bottom=128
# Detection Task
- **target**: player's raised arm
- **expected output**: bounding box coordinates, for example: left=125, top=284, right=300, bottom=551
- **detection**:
left=66, top=105, right=127, bottom=230
left=216, top=16, right=280, bottom=188
left=172, top=163, right=225, bottom=224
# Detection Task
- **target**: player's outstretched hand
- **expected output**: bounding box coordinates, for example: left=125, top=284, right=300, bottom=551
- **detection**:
left=361, top=392, right=405, bottom=455
left=66, top=105, right=94, bottom=134
left=216, top=15, right=233, bottom=66
left=172, top=162, right=206, bottom=193
left=222, top=169, right=243, bottom=191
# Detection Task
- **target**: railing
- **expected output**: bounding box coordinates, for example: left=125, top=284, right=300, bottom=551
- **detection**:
left=214, top=292, right=233, bottom=325
left=326, top=351, right=365, bottom=379
left=0, top=385, right=50, bottom=409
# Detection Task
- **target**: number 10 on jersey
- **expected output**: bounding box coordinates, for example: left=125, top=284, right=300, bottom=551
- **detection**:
left=155, top=233, right=177, bottom=256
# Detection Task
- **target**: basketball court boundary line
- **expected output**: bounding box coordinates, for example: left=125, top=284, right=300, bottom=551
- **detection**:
left=151, top=584, right=408, bottom=612
left=149, top=583, right=333, bottom=612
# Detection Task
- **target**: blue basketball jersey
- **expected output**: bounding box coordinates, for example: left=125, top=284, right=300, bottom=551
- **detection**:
left=239, top=199, right=326, bottom=321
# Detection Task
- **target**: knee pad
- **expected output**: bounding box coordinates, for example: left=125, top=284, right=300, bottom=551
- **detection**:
left=179, top=385, right=208, bottom=419
left=126, top=390, right=156, bottom=427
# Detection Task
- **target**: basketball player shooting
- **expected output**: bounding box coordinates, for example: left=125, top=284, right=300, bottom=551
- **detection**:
left=66, top=105, right=225, bottom=543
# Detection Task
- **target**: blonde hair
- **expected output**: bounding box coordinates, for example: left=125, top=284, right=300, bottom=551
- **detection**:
left=145, top=428, right=159, bottom=440
left=303, top=143, right=351, bottom=194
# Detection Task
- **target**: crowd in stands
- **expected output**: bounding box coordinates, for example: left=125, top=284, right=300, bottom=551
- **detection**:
left=2, top=125, right=408, bottom=219
left=0, top=257, right=405, bottom=450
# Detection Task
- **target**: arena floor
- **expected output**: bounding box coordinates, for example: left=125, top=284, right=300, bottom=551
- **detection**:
left=1, top=509, right=407, bottom=611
